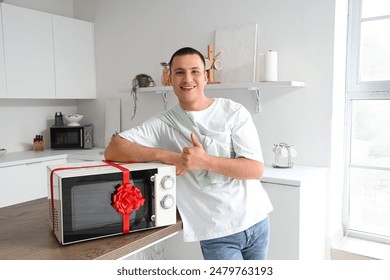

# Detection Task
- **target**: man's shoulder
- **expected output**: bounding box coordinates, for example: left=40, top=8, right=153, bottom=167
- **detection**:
left=214, top=98, right=247, bottom=113
left=134, top=114, right=167, bottom=130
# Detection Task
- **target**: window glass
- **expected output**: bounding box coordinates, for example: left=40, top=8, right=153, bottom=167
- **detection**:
left=349, top=167, right=390, bottom=237
left=359, top=19, right=390, bottom=81
left=351, top=100, right=390, bottom=168
left=362, top=0, right=390, bottom=18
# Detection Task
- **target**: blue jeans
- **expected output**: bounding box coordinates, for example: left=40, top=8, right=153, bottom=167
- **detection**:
left=200, top=216, right=270, bottom=260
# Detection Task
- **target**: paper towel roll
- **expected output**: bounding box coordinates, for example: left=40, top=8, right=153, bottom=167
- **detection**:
left=256, top=53, right=265, bottom=82
left=264, top=50, right=278, bottom=81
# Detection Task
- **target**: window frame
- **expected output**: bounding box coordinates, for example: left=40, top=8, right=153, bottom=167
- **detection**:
left=344, top=0, right=390, bottom=244
left=342, top=0, right=390, bottom=244
left=347, top=0, right=390, bottom=94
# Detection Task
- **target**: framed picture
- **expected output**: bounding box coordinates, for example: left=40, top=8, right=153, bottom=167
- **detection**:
left=215, top=24, right=258, bottom=83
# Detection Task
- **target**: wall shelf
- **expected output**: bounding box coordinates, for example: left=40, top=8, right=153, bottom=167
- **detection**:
left=137, top=81, right=305, bottom=112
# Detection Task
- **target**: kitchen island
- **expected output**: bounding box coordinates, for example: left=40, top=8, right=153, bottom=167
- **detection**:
left=0, top=198, right=182, bottom=260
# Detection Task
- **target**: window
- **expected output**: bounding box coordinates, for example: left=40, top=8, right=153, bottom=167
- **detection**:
left=345, top=0, right=390, bottom=244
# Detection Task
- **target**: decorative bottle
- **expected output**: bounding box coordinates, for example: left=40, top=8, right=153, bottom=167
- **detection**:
left=160, top=62, right=170, bottom=86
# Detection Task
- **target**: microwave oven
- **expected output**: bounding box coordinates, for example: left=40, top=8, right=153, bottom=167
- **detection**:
left=50, top=124, right=93, bottom=149
left=48, top=160, right=176, bottom=245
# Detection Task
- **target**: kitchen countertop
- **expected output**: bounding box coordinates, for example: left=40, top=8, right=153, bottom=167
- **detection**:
left=0, top=147, right=105, bottom=168
left=0, top=198, right=182, bottom=260
left=261, top=164, right=328, bottom=187
left=0, top=147, right=327, bottom=186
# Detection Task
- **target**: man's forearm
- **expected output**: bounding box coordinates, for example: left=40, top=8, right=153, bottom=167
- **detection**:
left=104, top=135, right=178, bottom=164
left=207, top=156, right=264, bottom=180
left=105, top=135, right=263, bottom=179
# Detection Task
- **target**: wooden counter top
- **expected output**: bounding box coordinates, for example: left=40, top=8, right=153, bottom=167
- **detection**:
left=0, top=198, right=183, bottom=260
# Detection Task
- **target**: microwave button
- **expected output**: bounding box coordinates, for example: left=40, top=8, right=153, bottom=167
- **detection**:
left=161, top=194, right=175, bottom=209
left=161, top=175, right=175, bottom=190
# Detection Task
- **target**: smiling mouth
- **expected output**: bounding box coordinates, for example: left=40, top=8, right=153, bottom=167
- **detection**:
left=180, top=85, right=196, bottom=91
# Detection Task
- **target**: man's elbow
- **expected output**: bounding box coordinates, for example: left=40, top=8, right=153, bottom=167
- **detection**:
left=255, top=162, right=264, bottom=179
left=103, top=143, right=116, bottom=161
left=103, top=135, right=122, bottom=161
left=103, top=148, right=113, bottom=161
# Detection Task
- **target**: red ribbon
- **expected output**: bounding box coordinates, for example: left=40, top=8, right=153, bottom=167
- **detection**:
left=49, top=160, right=144, bottom=235
left=104, top=160, right=145, bottom=233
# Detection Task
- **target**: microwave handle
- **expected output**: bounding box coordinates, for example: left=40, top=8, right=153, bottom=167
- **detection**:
left=80, top=128, right=83, bottom=147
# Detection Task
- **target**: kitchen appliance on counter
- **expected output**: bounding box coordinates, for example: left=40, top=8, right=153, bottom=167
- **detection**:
left=54, top=112, right=64, bottom=126
left=48, top=161, right=176, bottom=245
left=272, top=142, right=297, bottom=168
left=50, top=124, right=93, bottom=149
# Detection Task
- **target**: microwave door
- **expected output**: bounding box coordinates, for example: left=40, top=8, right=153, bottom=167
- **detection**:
left=129, top=176, right=155, bottom=230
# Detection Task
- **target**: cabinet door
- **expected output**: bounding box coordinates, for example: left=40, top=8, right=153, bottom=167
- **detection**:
left=0, top=159, right=67, bottom=208
left=0, top=163, right=45, bottom=207
left=53, top=15, right=96, bottom=99
left=1, top=4, right=55, bottom=99
left=0, top=6, right=6, bottom=98
left=262, top=182, right=300, bottom=260
left=0, top=165, right=28, bottom=207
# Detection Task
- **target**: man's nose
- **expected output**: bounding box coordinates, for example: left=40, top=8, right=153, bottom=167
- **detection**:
left=183, top=72, right=192, bottom=82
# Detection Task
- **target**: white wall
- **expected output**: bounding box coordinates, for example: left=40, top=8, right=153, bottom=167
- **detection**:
left=74, top=0, right=337, bottom=167
left=0, top=99, right=77, bottom=151
left=0, top=0, right=77, bottom=152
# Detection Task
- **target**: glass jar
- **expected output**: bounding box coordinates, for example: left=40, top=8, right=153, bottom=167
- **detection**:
left=160, top=62, right=170, bottom=86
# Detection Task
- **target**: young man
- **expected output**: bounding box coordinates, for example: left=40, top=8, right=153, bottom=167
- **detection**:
left=104, top=47, right=273, bottom=260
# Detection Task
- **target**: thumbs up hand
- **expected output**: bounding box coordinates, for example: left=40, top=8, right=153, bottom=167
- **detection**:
left=182, top=133, right=208, bottom=171
left=191, top=133, right=202, bottom=148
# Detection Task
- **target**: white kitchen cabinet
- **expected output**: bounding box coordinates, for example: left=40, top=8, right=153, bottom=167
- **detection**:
left=0, top=6, right=6, bottom=99
left=1, top=4, right=56, bottom=99
left=0, top=158, right=66, bottom=208
left=165, top=230, right=203, bottom=260
left=53, top=15, right=96, bottom=99
left=262, top=182, right=300, bottom=259
left=261, top=166, right=328, bottom=260
left=0, top=3, right=96, bottom=100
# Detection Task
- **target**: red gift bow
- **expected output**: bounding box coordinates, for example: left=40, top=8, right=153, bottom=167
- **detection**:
left=112, top=183, right=145, bottom=215
left=103, top=160, right=145, bottom=233
left=111, top=183, right=145, bottom=232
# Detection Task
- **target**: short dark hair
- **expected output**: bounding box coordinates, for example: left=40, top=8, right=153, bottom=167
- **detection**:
left=168, top=47, right=206, bottom=71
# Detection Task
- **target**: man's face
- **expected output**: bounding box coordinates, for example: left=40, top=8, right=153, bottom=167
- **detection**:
left=169, top=54, right=208, bottom=106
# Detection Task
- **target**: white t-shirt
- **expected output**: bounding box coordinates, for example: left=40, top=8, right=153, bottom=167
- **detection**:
left=120, top=98, right=273, bottom=242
